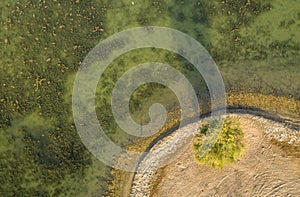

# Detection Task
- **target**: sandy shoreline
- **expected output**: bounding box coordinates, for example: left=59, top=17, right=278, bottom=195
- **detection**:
left=130, top=114, right=300, bottom=197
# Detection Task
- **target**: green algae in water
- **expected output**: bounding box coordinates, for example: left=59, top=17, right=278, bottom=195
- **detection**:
left=0, top=0, right=299, bottom=196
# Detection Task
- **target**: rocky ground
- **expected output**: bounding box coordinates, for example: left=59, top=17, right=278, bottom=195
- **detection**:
left=130, top=114, right=300, bottom=197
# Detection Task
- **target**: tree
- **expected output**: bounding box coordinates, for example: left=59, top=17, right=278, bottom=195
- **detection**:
left=193, top=116, right=244, bottom=168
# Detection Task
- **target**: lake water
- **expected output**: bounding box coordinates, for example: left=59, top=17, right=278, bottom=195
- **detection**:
left=0, top=0, right=299, bottom=196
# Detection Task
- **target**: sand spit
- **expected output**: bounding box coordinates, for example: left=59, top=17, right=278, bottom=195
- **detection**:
left=130, top=114, right=300, bottom=197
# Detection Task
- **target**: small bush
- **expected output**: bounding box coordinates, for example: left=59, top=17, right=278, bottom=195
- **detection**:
left=193, top=116, right=244, bottom=168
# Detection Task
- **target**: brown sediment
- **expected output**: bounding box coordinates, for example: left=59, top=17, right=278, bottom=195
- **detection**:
left=269, top=139, right=300, bottom=157
left=227, top=92, right=300, bottom=122
left=108, top=169, right=134, bottom=197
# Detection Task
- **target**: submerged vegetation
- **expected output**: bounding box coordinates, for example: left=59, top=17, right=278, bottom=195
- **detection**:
left=0, top=0, right=111, bottom=196
left=0, top=0, right=299, bottom=196
left=193, top=117, right=244, bottom=168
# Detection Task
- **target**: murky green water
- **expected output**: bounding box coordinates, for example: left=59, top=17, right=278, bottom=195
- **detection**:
left=0, top=0, right=299, bottom=196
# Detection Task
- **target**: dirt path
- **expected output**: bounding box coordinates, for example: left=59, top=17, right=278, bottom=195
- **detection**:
left=151, top=116, right=300, bottom=196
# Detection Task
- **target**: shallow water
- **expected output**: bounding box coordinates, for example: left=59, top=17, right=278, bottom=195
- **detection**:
left=0, top=0, right=299, bottom=196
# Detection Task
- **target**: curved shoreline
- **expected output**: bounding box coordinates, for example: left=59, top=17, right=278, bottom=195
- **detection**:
left=111, top=92, right=300, bottom=196
left=132, top=105, right=300, bottom=171
left=129, top=108, right=300, bottom=196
